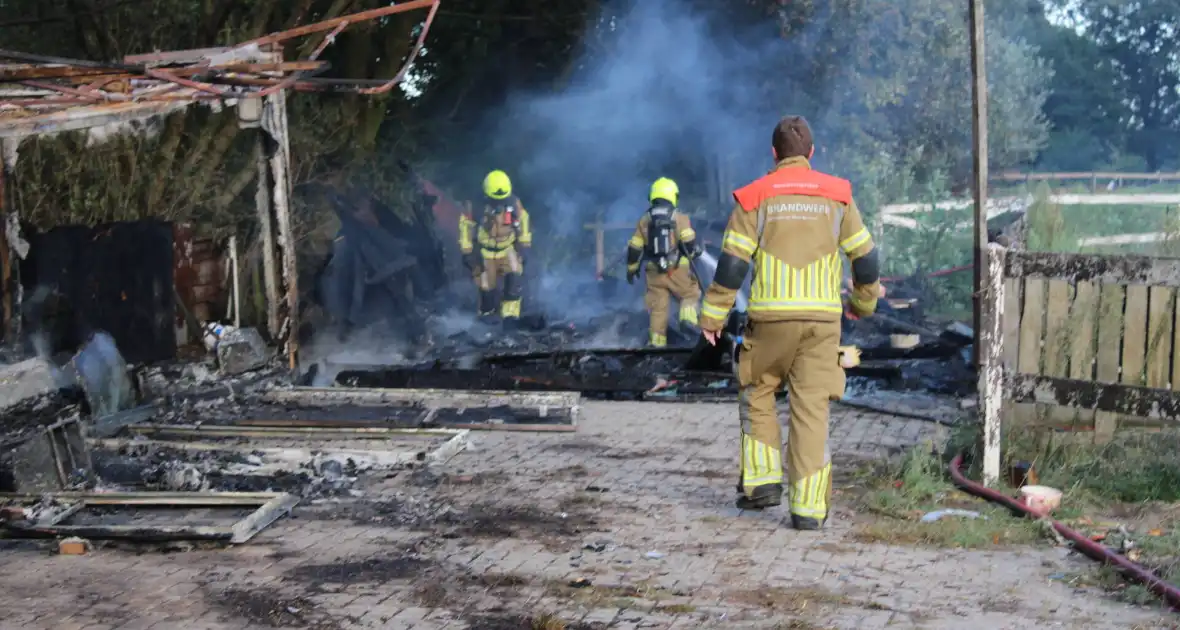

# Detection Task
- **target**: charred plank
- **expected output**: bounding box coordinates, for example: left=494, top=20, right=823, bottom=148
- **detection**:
left=1005, top=373, right=1180, bottom=421
left=1005, top=251, right=1180, bottom=287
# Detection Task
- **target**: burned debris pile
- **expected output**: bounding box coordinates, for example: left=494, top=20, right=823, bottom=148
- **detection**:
left=0, top=330, right=479, bottom=547
left=330, top=292, right=979, bottom=402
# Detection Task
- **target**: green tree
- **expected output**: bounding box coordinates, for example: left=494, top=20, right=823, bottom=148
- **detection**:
left=1059, top=0, right=1180, bottom=170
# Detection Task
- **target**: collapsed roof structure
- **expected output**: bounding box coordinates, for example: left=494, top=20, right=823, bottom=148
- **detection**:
left=0, top=0, right=441, bottom=368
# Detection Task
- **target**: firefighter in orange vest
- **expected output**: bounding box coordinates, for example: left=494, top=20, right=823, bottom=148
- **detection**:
left=459, top=170, right=533, bottom=323
left=625, top=177, right=702, bottom=347
left=700, top=116, right=881, bottom=530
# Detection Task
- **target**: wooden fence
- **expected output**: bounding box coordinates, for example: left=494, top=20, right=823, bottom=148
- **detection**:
left=981, top=244, right=1180, bottom=482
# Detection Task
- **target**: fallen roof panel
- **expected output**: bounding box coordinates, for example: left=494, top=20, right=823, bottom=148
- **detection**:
left=0, top=98, right=191, bottom=137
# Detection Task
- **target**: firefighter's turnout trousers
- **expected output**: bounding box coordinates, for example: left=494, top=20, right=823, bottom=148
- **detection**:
left=645, top=260, right=700, bottom=347
left=737, top=320, right=844, bottom=520
left=700, top=156, right=880, bottom=523
left=476, top=248, right=523, bottom=319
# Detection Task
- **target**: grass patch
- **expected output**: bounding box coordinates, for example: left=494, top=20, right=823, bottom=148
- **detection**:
left=1003, top=427, right=1180, bottom=606
left=853, top=445, right=1042, bottom=549
left=1007, top=428, right=1180, bottom=504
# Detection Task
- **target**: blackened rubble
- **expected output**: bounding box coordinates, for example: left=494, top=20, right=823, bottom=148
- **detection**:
left=0, top=257, right=976, bottom=545
left=331, top=295, right=978, bottom=400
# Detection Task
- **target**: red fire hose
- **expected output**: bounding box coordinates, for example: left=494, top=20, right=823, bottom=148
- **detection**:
left=948, top=454, right=1180, bottom=609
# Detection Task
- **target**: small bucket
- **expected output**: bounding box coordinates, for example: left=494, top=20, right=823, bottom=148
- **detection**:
left=1019, top=485, right=1062, bottom=513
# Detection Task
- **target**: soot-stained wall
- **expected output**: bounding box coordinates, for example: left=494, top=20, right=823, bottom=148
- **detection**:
left=21, top=219, right=176, bottom=364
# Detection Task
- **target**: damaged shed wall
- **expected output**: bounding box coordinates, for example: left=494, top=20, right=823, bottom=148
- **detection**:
left=21, top=220, right=176, bottom=364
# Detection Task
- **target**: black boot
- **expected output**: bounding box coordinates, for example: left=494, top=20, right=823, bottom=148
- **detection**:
left=735, top=483, right=782, bottom=510
left=790, top=514, right=827, bottom=531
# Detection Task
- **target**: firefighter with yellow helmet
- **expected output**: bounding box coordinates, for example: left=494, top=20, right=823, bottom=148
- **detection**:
left=459, top=170, right=533, bottom=323
left=625, top=177, right=703, bottom=347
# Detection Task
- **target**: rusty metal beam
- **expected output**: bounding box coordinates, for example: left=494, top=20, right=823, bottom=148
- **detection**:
left=243, top=0, right=435, bottom=47
left=143, top=67, right=230, bottom=96
left=358, top=0, right=441, bottom=95
left=217, top=61, right=328, bottom=73
left=20, top=80, right=109, bottom=102
left=0, top=66, right=123, bottom=81
left=0, top=49, right=140, bottom=72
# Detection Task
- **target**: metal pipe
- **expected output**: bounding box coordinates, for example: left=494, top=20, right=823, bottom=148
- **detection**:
left=309, top=21, right=350, bottom=61
left=357, top=0, right=440, bottom=95
left=143, top=67, right=230, bottom=96
left=243, top=0, right=435, bottom=47
left=19, top=80, right=107, bottom=101
left=0, top=48, right=142, bottom=72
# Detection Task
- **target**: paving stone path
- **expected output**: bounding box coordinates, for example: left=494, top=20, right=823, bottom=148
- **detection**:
left=0, top=400, right=1172, bottom=629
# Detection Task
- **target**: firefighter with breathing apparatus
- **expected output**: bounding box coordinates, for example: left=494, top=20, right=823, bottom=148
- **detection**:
left=700, top=116, right=882, bottom=531
left=625, top=177, right=703, bottom=347
left=459, top=170, right=533, bottom=324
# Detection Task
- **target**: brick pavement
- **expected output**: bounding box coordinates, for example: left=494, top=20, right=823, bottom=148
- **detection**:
left=0, top=400, right=1173, bottom=630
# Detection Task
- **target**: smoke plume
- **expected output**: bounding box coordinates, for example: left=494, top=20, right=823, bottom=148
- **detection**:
left=492, top=0, right=782, bottom=235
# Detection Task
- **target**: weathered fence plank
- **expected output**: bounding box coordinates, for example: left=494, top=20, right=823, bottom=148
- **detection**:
left=1068, top=282, right=1098, bottom=382
left=1065, top=281, right=1099, bottom=435
left=1015, top=277, right=1046, bottom=428
left=1001, top=278, right=1022, bottom=369
left=1043, top=280, right=1078, bottom=428
left=1017, top=279, right=1046, bottom=375
left=1094, top=283, right=1125, bottom=442
left=1006, top=373, right=1180, bottom=421
left=1147, top=287, right=1175, bottom=389
left=1123, top=286, right=1149, bottom=388
left=1006, top=251, right=1180, bottom=287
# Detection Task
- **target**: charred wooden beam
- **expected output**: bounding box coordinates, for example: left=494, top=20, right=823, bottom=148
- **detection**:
left=1, top=523, right=235, bottom=542
left=1005, top=372, right=1180, bottom=421
left=480, top=346, right=690, bottom=365
left=259, top=386, right=579, bottom=411
left=336, top=364, right=899, bottom=399
left=1005, top=250, right=1180, bottom=288
left=483, top=343, right=958, bottom=373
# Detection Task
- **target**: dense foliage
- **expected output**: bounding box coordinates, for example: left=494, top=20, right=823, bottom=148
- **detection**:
left=0, top=0, right=1176, bottom=256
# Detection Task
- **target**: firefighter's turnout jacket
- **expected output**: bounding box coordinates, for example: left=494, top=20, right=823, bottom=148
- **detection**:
left=459, top=197, right=532, bottom=319
left=700, top=156, right=880, bottom=526
left=626, top=203, right=701, bottom=347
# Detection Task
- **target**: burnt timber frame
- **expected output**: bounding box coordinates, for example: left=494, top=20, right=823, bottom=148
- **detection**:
left=97, top=425, right=471, bottom=468
left=981, top=245, right=1180, bottom=484
left=256, top=386, right=580, bottom=431
left=0, top=491, right=297, bottom=543
left=0, top=1, right=442, bottom=362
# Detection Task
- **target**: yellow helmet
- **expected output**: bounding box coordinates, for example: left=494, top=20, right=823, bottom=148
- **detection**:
left=483, top=170, right=512, bottom=200
left=649, top=177, right=679, bottom=206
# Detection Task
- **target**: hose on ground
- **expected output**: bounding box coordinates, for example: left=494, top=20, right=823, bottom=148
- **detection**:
left=948, top=453, right=1180, bottom=610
